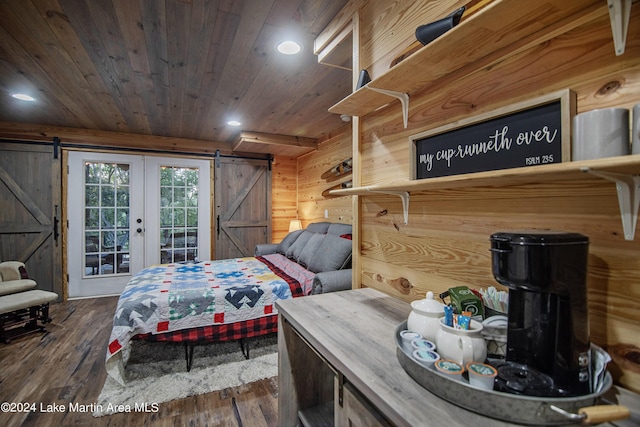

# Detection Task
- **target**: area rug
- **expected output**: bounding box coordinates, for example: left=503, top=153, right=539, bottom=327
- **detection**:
left=93, top=335, right=278, bottom=417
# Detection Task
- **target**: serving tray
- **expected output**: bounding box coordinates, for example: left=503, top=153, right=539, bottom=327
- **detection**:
left=395, top=321, right=615, bottom=425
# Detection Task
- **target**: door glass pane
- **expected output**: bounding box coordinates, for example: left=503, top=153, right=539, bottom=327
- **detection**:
left=159, top=166, right=199, bottom=264
left=84, top=162, right=130, bottom=276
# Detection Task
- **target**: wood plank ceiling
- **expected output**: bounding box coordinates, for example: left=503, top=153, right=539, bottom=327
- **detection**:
left=0, top=0, right=351, bottom=156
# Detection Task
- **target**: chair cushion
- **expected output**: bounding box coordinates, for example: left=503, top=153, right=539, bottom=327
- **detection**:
left=0, top=279, right=37, bottom=296
left=0, top=290, right=58, bottom=315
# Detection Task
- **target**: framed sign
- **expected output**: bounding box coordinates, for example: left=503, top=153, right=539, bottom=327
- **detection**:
left=411, top=90, right=575, bottom=180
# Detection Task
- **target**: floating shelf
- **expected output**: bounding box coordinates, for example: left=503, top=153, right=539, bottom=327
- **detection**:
left=330, top=155, right=640, bottom=240
left=329, top=0, right=608, bottom=120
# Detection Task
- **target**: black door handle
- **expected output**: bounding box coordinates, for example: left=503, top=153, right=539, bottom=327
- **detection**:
left=217, top=215, right=220, bottom=237
left=52, top=205, right=59, bottom=243
left=53, top=216, right=59, bottom=242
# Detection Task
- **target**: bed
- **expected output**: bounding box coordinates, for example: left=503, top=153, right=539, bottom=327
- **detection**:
left=105, top=253, right=317, bottom=385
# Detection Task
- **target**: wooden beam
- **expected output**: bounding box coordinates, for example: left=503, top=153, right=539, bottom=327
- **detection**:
left=233, top=131, right=318, bottom=151
left=0, top=121, right=233, bottom=155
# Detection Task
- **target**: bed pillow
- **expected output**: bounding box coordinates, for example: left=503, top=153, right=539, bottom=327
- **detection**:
left=300, top=233, right=352, bottom=273
left=327, top=223, right=352, bottom=237
left=296, top=233, right=326, bottom=268
left=306, top=222, right=331, bottom=234
left=285, top=231, right=314, bottom=260
left=276, top=229, right=304, bottom=255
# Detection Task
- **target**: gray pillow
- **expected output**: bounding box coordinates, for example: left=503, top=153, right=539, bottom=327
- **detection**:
left=297, top=233, right=326, bottom=268
left=306, top=222, right=331, bottom=234
left=285, top=231, right=314, bottom=260
left=327, top=223, right=352, bottom=236
left=276, top=229, right=304, bottom=255
left=304, top=233, right=352, bottom=273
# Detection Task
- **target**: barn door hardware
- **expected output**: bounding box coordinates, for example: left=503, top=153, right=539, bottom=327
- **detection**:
left=52, top=136, right=60, bottom=159
left=53, top=205, right=59, bottom=244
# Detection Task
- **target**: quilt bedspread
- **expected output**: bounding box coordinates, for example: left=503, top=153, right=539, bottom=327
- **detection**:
left=105, top=255, right=308, bottom=385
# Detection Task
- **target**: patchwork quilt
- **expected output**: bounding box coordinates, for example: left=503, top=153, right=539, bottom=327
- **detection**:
left=105, top=254, right=314, bottom=385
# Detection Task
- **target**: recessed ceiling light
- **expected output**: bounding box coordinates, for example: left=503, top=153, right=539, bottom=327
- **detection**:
left=277, top=40, right=301, bottom=55
left=227, top=120, right=242, bottom=126
left=11, top=93, right=35, bottom=102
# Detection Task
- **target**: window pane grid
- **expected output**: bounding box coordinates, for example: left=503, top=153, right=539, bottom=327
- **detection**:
left=160, top=166, right=199, bottom=264
left=84, top=162, right=130, bottom=276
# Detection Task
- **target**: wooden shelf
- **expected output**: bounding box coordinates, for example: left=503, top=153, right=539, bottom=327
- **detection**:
left=330, top=155, right=640, bottom=195
left=331, top=155, right=640, bottom=239
left=329, top=0, right=606, bottom=119
left=298, top=401, right=335, bottom=427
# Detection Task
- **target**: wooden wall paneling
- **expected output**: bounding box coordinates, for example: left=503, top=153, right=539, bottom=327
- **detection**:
left=297, top=125, right=353, bottom=225
left=358, top=0, right=469, bottom=79
left=358, top=7, right=640, bottom=190
left=358, top=184, right=640, bottom=390
left=350, top=2, right=640, bottom=390
left=357, top=179, right=640, bottom=367
left=271, top=155, right=298, bottom=243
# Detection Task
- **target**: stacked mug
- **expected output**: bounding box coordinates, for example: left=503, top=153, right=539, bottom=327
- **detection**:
left=572, top=103, right=640, bottom=160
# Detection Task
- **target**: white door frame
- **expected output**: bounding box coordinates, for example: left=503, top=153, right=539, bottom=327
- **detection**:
left=144, top=156, right=211, bottom=266
left=67, top=152, right=145, bottom=298
left=67, top=152, right=211, bottom=298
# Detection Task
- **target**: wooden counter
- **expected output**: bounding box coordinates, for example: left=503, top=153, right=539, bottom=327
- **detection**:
left=276, top=288, right=640, bottom=427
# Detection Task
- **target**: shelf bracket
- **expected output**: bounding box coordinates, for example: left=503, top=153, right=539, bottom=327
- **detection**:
left=608, top=0, right=632, bottom=55
left=582, top=167, right=640, bottom=240
left=366, top=86, right=409, bottom=128
left=367, top=189, right=410, bottom=224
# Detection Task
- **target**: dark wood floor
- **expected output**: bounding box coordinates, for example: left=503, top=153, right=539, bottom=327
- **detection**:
left=0, top=297, right=278, bottom=427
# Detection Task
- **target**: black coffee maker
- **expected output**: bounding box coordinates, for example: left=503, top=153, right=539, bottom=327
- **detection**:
left=490, top=231, right=591, bottom=397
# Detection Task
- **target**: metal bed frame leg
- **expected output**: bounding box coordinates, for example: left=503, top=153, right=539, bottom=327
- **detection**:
left=184, top=343, right=195, bottom=371
left=239, top=338, right=250, bottom=359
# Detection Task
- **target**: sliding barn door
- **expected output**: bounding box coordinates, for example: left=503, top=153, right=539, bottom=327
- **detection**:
left=214, top=157, right=271, bottom=259
left=0, top=142, right=62, bottom=296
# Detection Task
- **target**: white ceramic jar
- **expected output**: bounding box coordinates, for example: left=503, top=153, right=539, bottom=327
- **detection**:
left=407, top=291, right=445, bottom=342
left=435, top=318, right=487, bottom=365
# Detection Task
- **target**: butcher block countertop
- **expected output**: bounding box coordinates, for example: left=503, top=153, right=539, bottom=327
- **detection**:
left=276, top=288, right=640, bottom=427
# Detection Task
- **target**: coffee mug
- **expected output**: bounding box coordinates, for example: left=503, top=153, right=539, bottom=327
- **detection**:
left=572, top=108, right=630, bottom=160
left=632, top=103, right=640, bottom=155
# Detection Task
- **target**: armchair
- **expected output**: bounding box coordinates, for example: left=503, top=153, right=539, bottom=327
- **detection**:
left=0, top=260, right=58, bottom=343
left=0, top=261, right=37, bottom=296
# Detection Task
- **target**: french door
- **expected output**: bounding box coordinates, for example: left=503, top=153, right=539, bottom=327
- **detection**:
left=67, top=152, right=211, bottom=298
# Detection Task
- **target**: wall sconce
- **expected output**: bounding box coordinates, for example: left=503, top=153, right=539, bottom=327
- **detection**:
left=289, top=219, right=302, bottom=232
